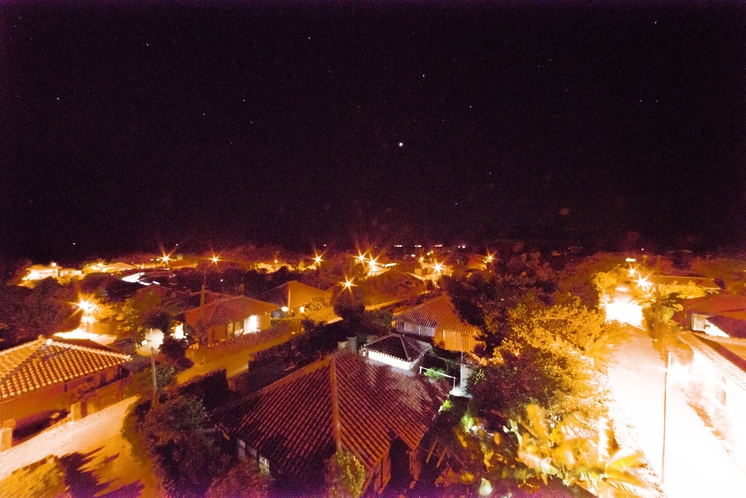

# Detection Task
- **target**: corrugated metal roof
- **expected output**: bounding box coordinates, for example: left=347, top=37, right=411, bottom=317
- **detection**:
left=363, top=334, right=431, bottom=363
left=214, top=352, right=449, bottom=486
left=184, top=296, right=279, bottom=329
left=0, top=337, right=131, bottom=400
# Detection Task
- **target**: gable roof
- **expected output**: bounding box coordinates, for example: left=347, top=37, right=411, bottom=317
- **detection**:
left=0, top=337, right=131, bottom=400
left=259, top=280, right=332, bottom=309
left=214, top=352, right=449, bottom=487
left=680, top=294, right=746, bottom=318
left=363, top=334, right=431, bottom=363
left=679, top=332, right=746, bottom=393
left=184, top=296, right=279, bottom=329
left=395, top=295, right=479, bottom=337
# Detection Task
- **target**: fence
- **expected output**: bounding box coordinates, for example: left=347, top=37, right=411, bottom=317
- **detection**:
left=186, top=322, right=292, bottom=364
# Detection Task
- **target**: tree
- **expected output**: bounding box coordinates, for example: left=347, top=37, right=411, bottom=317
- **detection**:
left=207, top=461, right=270, bottom=498
left=123, top=364, right=176, bottom=399
left=141, top=396, right=227, bottom=497
left=443, top=251, right=559, bottom=355
left=326, top=449, right=366, bottom=498
left=512, top=404, right=647, bottom=497
left=333, top=287, right=365, bottom=323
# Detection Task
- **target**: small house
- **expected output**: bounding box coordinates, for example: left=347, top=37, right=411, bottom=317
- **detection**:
left=183, top=295, right=279, bottom=346
left=394, top=295, right=481, bottom=353
left=214, top=352, right=450, bottom=496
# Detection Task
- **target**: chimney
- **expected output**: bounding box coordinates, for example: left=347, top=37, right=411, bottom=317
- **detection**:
left=346, top=335, right=357, bottom=354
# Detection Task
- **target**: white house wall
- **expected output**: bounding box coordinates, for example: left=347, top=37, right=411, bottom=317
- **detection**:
left=367, top=350, right=414, bottom=371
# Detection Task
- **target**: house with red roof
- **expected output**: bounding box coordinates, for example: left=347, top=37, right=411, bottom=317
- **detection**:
left=361, top=334, right=431, bottom=372
left=0, top=337, right=131, bottom=444
left=259, top=280, right=332, bottom=316
left=675, top=294, right=746, bottom=336
left=394, top=295, right=481, bottom=353
left=183, top=295, right=279, bottom=346
left=214, top=352, right=450, bottom=496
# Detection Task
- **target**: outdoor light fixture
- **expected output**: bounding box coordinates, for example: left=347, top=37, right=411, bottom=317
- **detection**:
left=211, top=255, right=220, bottom=264
left=478, top=478, right=493, bottom=497
left=314, top=254, right=323, bottom=264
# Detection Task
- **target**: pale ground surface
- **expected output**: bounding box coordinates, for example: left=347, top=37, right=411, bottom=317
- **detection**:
left=606, top=288, right=746, bottom=497
left=1, top=330, right=297, bottom=496
left=0, top=397, right=159, bottom=497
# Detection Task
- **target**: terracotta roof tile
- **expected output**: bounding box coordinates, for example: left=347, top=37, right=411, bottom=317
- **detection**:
left=363, top=334, right=431, bottom=363
left=215, top=352, right=449, bottom=485
left=184, top=296, right=279, bottom=329
left=0, top=338, right=131, bottom=400
left=396, top=295, right=478, bottom=335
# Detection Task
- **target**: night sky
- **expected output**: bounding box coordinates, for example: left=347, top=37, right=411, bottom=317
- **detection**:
left=2, top=2, right=745, bottom=262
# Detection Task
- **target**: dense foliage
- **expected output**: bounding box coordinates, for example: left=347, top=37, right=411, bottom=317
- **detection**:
left=326, top=449, right=366, bottom=498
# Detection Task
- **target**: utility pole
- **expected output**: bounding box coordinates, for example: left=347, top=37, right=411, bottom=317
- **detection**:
left=151, top=347, right=158, bottom=408
left=655, top=255, right=668, bottom=488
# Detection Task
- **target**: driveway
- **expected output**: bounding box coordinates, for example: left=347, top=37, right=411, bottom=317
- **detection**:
left=0, top=397, right=159, bottom=497
left=607, top=325, right=746, bottom=497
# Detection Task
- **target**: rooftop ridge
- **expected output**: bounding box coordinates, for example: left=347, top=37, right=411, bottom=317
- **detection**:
left=49, top=338, right=132, bottom=361
left=0, top=339, right=46, bottom=386
left=330, top=354, right=342, bottom=452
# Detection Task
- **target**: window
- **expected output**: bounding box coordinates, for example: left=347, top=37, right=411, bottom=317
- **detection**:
left=259, top=455, right=270, bottom=474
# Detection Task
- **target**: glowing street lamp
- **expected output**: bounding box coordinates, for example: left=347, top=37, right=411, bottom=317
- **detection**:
left=211, top=255, right=220, bottom=264
left=314, top=254, right=323, bottom=265
left=485, top=253, right=494, bottom=263
left=636, top=275, right=652, bottom=292
left=159, top=253, right=172, bottom=267
left=433, top=262, right=443, bottom=274
left=342, top=277, right=356, bottom=290
left=356, top=253, right=367, bottom=265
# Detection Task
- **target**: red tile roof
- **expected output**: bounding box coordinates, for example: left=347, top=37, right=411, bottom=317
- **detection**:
left=395, top=295, right=479, bottom=338
left=214, top=352, right=449, bottom=486
left=0, top=337, right=131, bottom=400
left=706, top=315, right=746, bottom=339
left=363, top=334, right=431, bottom=363
left=184, top=296, right=279, bottom=329
left=259, top=280, right=331, bottom=309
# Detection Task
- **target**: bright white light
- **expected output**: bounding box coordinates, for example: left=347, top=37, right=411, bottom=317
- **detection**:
left=602, top=294, right=643, bottom=328
left=398, top=142, right=403, bottom=147
left=173, top=323, right=185, bottom=340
